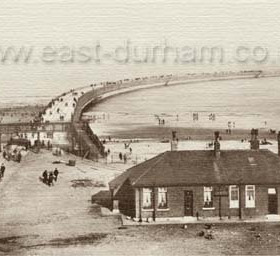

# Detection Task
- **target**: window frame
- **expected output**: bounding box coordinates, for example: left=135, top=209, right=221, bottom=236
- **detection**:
left=245, top=185, right=255, bottom=208
left=229, top=185, right=239, bottom=208
left=142, top=188, right=153, bottom=210
left=203, top=186, right=214, bottom=209
left=157, top=187, right=168, bottom=209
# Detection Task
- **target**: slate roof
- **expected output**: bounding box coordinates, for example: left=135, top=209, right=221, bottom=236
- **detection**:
left=109, top=149, right=280, bottom=189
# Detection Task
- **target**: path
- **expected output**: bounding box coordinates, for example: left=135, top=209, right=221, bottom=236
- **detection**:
left=0, top=150, right=121, bottom=255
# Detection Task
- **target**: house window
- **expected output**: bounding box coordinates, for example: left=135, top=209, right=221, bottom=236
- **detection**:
left=158, top=187, right=168, bottom=209
left=246, top=185, right=255, bottom=208
left=203, top=187, right=213, bottom=208
left=229, top=185, right=239, bottom=208
left=142, top=188, right=152, bottom=209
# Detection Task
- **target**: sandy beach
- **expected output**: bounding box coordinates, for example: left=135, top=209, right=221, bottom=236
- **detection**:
left=95, top=124, right=277, bottom=141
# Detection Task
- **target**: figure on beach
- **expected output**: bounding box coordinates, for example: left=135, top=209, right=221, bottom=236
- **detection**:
left=0, top=163, right=6, bottom=179
left=17, top=151, right=22, bottom=163
left=48, top=172, right=54, bottom=186
left=193, top=113, right=199, bottom=121
left=119, top=152, right=123, bottom=161
left=209, top=113, right=216, bottom=121
left=54, top=168, right=59, bottom=182
left=42, top=170, right=48, bottom=184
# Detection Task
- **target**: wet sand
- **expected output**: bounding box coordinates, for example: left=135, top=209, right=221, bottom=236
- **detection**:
left=96, top=124, right=277, bottom=141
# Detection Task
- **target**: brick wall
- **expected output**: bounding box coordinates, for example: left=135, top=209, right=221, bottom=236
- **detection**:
left=132, top=185, right=280, bottom=220
left=115, top=179, right=135, bottom=217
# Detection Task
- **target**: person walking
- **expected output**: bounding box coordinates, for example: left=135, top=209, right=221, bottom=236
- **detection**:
left=42, top=170, right=48, bottom=184
left=17, top=151, right=22, bottom=163
left=0, top=163, right=5, bottom=179
left=54, top=168, right=59, bottom=182
left=48, top=172, right=54, bottom=186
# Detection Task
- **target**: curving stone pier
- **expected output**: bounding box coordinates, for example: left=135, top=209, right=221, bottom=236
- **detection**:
left=41, top=70, right=271, bottom=160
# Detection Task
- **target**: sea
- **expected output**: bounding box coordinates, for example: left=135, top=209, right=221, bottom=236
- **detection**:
left=86, top=76, right=280, bottom=134
left=1, top=0, right=280, bottom=107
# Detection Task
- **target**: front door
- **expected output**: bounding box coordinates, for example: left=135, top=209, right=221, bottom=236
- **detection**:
left=184, top=191, right=193, bottom=216
left=268, top=188, right=278, bottom=214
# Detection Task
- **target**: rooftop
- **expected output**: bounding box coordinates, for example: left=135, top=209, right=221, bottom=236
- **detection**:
left=109, top=149, right=280, bottom=189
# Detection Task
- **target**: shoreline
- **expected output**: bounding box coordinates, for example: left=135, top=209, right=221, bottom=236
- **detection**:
left=2, top=69, right=280, bottom=130
left=97, top=125, right=277, bottom=141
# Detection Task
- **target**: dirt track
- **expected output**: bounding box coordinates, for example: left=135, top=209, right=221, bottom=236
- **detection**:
left=1, top=150, right=280, bottom=255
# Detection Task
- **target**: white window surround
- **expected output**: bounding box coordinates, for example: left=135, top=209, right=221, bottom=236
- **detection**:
left=268, top=188, right=276, bottom=194
left=229, top=185, right=239, bottom=208
left=202, top=207, right=215, bottom=211
left=157, top=208, right=170, bottom=211
left=245, top=185, right=255, bottom=208
left=142, top=188, right=152, bottom=209
left=158, top=187, right=168, bottom=209
left=142, top=188, right=169, bottom=211
left=203, top=186, right=213, bottom=208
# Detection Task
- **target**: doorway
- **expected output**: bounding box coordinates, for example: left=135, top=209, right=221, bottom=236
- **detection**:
left=184, top=191, right=193, bottom=216
left=268, top=188, right=278, bottom=214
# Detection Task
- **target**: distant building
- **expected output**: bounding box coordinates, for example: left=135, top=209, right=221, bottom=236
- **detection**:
left=109, top=130, right=280, bottom=221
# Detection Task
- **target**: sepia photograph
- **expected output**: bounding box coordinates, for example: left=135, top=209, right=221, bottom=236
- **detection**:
left=1, top=0, right=280, bottom=255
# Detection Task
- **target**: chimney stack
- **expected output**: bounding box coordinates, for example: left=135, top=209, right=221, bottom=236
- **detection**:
left=250, top=129, right=260, bottom=150
left=214, top=131, right=221, bottom=159
left=171, top=131, right=178, bottom=151
left=278, top=131, right=280, bottom=157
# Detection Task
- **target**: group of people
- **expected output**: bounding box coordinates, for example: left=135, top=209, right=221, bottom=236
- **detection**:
left=118, top=152, right=128, bottom=163
left=2, top=149, right=22, bottom=162
left=0, top=163, right=5, bottom=180
left=42, top=168, right=59, bottom=186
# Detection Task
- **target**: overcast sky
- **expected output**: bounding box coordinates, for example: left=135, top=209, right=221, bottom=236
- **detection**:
left=0, top=0, right=279, bottom=103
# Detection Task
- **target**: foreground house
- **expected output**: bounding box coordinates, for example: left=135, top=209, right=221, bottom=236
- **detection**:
left=109, top=130, right=280, bottom=221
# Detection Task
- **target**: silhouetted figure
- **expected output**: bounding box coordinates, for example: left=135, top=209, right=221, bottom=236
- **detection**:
left=17, top=152, right=22, bottom=163
left=54, top=168, right=59, bottom=182
left=42, top=170, right=48, bottom=184
left=119, top=152, right=123, bottom=161
left=48, top=172, right=54, bottom=186
left=0, top=163, right=5, bottom=178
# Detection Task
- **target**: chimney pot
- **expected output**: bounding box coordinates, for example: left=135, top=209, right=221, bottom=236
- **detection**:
left=214, top=131, right=221, bottom=158
left=214, top=131, right=220, bottom=141
left=171, top=131, right=178, bottom=151
left=250, top=128, right=260, bottom=150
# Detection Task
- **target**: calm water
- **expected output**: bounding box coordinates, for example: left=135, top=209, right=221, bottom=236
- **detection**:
left=1, top=0, right=280, bottom=106
left=87, top=77, right=280, bottom=134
